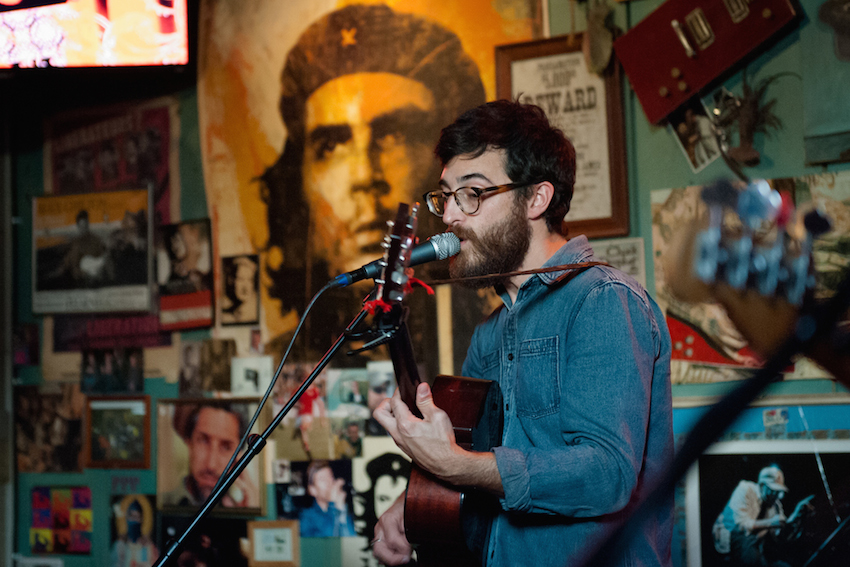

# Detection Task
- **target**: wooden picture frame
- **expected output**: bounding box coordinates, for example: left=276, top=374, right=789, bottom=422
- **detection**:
left=248, top=520, right=300, bottom=567
left=496, top=34, right=629, bottom=239
left=84, top=396, right=150, bottom=469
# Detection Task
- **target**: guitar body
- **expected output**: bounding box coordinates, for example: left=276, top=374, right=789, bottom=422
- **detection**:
left=403, top=375, right=502, bottom=567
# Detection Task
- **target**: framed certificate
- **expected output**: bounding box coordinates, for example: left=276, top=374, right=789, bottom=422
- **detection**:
left=496, top=34, right=629, bottom=239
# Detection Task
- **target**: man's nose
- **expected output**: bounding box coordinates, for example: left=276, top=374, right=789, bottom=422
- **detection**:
left=441, top=193, right=464, bottom=226
left=349, top=130, right=387, bottom=196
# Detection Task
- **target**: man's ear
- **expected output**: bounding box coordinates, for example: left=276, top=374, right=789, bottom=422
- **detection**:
left=527, top=181, right=555, bottom=221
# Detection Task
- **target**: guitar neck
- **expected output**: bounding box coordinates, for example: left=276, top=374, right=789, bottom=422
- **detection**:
left=387, top=317, right=424, bottom=418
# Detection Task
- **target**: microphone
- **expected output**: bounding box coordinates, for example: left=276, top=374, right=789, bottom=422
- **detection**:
left=329, top=232, right=461, bottom=288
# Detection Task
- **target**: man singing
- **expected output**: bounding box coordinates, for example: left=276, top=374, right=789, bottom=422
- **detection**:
left=372, top=100, right=674, bottom=567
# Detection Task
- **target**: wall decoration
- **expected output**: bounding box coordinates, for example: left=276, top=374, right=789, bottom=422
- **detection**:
left=248, top=520, right=299, bottom=567
left=221, top=254, right=260, bottom=326
left=158, top=515, right=249, bottom=567
left=14, top=383, right=85, bottom=473
left=177, top=339, right=203, bottom=396
left=267, top=362, right=333, bottom=461
left=30, top=487, right=92, bottom=554
left=197, top=0, right=540, bottom=373
left=590, top=236, right=647, bottom=289
left=12, top=322, right=41, bottom=368
left=496, top=33, right=629, bottom=238
left=52, top=313, right=170, bottom=352
left=80, top=347, right=144, bottom=394
left=351, top=437, right=411, bottom=546
left=801, top=0, right=850, bottom=165
left=199, top=338, right=238, bottom=393
left=84, top=396, right=150, bottom=469
left=686, top=439, right=850, bottom=567
left=667, top=97, right=721, bottom=174
left=231, top=356, right=274, bottom=397
left=32, top=189, right=152, bottom=314
left=275, top=459, right=356, bottom=538
left=157, top=398, right=264, bottom=515
left=109, top=494, right=159, bottom=567
left=155, top=219, right=214, bottom=331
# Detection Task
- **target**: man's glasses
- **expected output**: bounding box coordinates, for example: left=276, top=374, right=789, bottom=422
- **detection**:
left=422, top=182, right=536, bottom=217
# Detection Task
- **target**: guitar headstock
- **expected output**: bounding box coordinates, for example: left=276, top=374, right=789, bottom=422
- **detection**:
left=664, top=179, right=833, bottom=359
left=691, top=179, right=831, bottom=306
left=374, top=202, right=419, bottom=310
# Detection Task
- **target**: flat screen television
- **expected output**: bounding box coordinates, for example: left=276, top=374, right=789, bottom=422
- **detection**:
left=1, top=0, right=189, bottom=68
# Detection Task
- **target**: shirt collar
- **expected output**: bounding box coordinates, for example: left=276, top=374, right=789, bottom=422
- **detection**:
left=495, top=235, right=595, bottom=305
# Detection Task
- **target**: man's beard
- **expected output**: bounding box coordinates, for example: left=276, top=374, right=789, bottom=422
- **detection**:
left=449, top=204, right=531, bottom=289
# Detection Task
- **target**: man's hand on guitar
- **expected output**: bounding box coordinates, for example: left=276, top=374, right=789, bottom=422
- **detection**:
left=372, top=494, right=412, bottom=566
left=374, top=382, right=460, bottom=480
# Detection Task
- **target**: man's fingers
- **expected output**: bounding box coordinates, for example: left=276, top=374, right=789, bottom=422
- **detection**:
left=372, top=396, right=400, bottom=438
left=415, top=382, right=437, bottom=417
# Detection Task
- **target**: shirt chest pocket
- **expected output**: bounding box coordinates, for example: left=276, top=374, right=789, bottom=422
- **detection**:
left=516, top=336, right=560, bottom=418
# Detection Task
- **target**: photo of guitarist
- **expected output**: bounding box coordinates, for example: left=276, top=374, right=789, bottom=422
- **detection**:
left=372, top=100, right=674, bottom=567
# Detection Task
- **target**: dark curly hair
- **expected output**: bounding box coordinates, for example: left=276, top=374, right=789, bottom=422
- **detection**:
left=435, top=99, right=577, bottom=235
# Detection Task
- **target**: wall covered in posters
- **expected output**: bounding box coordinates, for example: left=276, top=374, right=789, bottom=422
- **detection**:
left=9, top=1, right=850, bottom=567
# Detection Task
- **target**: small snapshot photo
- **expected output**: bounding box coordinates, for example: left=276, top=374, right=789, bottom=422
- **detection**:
left=199, top=338, right=238, bottom=393
left=84, top=396, right=150, bottom=469
left=248, top=519, right=299, bottom=567
left=276, top=459, right=356, bottom=538
left=231, top=356, right=274, bottom=397
left=80, top=347, right=144, bottom=394
left=687, top=439, right=850, bottom=567
left=668, top=97, right=721, bottom=173
left=157, top=398, right=263, bottom=515
left=110, top=494, right=159, bottom=567
left=177, top=340, right=203, bottom=397
left=155, top=219, right=214, bottom=331
left=221, top=254, right=260, bottom=326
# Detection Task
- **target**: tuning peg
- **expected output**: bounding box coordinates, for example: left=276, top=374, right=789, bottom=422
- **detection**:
left=755, top=191, right=794, bottom=296
left=737, top=179, right=781, bottom=229
left=694, top=180, right=738, bottom=284
left=784, top=207, right=832, bottom=305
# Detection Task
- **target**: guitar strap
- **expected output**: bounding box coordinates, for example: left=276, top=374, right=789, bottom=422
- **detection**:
left=423, top=261, right=610, bottom=288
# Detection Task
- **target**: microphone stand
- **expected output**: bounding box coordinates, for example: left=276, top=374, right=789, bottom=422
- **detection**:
left=153, top=297, right=374, bottom=567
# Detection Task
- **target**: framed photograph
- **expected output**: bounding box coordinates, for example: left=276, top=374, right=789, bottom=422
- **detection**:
left=248, top=520, right=299, bottom=567
left=686, top=439, right=850, bottom=567
left=157, top=398, right=264, bottom=515
left=221, top=254, right=260, bottom=326
left=155, top=219, right=214, bottom=331
left=32, top=188, right=152, bottom=314
left=84, top=396, right=150, bottom=469
left=496, top=34, right=628, bottom=239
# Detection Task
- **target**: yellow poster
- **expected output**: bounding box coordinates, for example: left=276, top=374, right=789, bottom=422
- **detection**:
left=198, top=0, right=540, bottom=361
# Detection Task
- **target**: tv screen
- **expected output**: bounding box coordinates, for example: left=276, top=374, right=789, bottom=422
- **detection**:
left=0, top=0, right=188, bottom=68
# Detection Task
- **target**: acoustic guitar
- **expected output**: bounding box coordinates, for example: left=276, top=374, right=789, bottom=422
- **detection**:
left=662, top=179, right=849, bottom=383
left=363, top=203, right=502, bottom=566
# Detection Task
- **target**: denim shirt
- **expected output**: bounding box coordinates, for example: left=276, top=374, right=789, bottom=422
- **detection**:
left=461, top=236, right=674, bottom=567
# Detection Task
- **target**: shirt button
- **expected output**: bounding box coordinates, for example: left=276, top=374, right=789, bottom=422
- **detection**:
left=507, top=353, right=514, bottom=361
